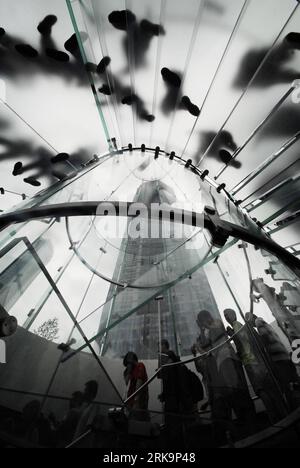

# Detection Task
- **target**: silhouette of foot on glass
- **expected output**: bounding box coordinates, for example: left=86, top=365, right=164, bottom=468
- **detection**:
left=161, top=68, right=182, bottom=114
left=97, top=56, right=111, bottom=74
left=161, top=67, right=181, bottom=87
left=37, top=15, right=57, bottom=36
left=85, top=62, right=97, bottom=72
left=13, top=162, right=23, bottom=176
left=219, top=149, right=242, bottom=168
left=285, top=32, right=300, bottom=50
left=64, top=33, right=88, bottom=56
left=181, top=96, right=200, bottom=117
left=108, top=10, right=136, bottom=31
left=98, top=84, right=112, bottom=95
left=15, top=44, right=38, bottom=59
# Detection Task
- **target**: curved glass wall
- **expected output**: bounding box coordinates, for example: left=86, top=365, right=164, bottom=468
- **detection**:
left=0, top=0, right=300, bottom=451
left=0, top=148, right=299, bottom=449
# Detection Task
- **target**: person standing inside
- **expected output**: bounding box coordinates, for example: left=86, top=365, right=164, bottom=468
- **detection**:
left=224, top=309, right=286, bottom=423
left=195, top=310, right=256, bottom=442
left=123, top=351, right=149, bottom=421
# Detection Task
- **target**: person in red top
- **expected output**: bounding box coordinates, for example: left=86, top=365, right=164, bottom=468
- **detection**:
left=123, top=352, right=149, bottom=421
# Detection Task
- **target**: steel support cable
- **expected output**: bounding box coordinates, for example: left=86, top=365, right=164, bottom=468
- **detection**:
left=181, top=0, right=250, bottom=160
left=164, top=0, right=208, bottom=154
left=196, top=2, right=300, bottom=169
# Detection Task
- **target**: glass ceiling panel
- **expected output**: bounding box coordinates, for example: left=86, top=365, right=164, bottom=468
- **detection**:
left=199, top=1, right=300, bottom=178
left=0, top=0, right=110, bottom=206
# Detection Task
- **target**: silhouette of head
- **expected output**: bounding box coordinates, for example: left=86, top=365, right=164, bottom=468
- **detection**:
left=224, top=309, right=237, bottom=325
left=84, top=380, right=98, bottom=402
left=196, top=310, right=213, bottom=329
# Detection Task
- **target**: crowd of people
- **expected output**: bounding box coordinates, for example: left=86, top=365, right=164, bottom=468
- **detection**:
left=122, top=308, right=300, bottom=445
left=1, top=307, right=299, bottom=447
left=0, top=380, right=99, bottom=447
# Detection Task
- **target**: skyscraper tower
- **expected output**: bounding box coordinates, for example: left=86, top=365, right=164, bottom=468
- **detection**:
left=99, top=180, right=219, bottom=359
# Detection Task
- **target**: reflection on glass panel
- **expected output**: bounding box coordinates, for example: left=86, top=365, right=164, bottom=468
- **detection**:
left=246, top=175, right=300, bottom=223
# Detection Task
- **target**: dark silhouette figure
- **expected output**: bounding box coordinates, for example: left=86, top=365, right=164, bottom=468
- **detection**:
left=98, top=70, right=154, bottom=122
left=108, top=10, right=136, bottom=31
left=51, top=153, right=70, bottom=164
left=15, top=44, right=38, bottom=59
left=23, top=177, right=41, bottom=187
left=195, top=310, right=256, bottom=443
left=224, top=308, right=287, bottom=423
left=97, top=56, right=111, bottom=74
left=108, top=10, right=165, bottom=70
left=180, top=96, right=200, bottom=117
left=37, top=15, right=57, bottom=36
left=12, top=161, right=23, bottom=176
left=0, top=21, right=88, bottom=85
left=123, top=351, right=149, bottom=421
left=45, top=49, right=69, bottom=63
left=73, top=380, right=99, bottom=440
left=53, top=391, right=84, bottom=447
